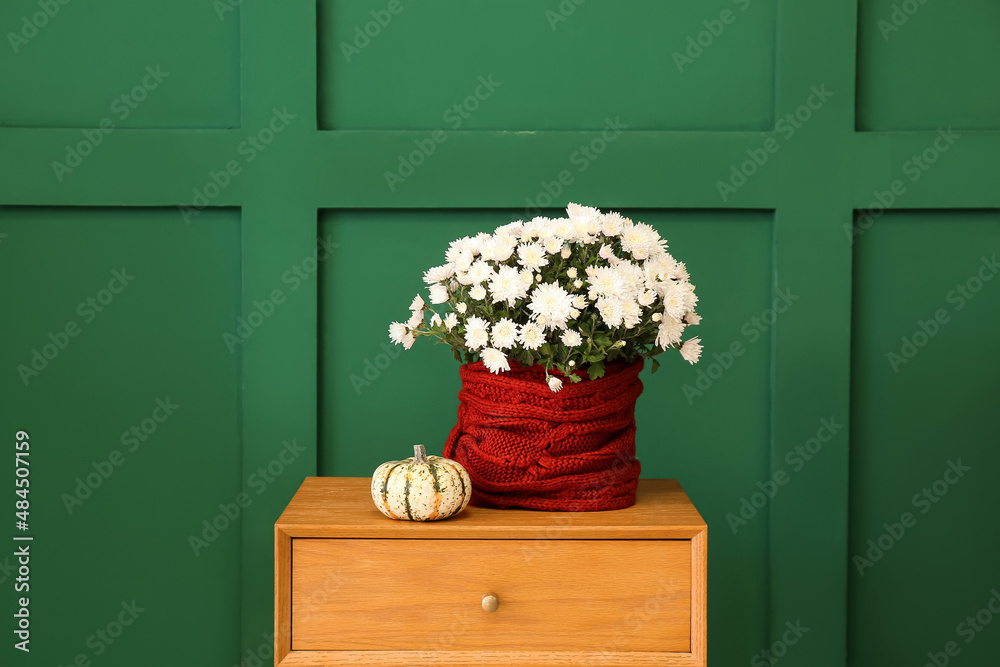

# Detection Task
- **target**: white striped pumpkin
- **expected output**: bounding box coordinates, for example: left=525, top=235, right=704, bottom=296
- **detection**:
left=371, top=445, right=471, bottom=521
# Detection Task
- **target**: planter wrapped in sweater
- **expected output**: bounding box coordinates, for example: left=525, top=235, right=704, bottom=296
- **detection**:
left=444, top=359, right=643, bottom=511
left=389, top=204, right=704, bottom=511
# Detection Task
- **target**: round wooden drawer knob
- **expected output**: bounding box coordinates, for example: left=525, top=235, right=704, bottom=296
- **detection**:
left=482, top=593, right=499, bottom=613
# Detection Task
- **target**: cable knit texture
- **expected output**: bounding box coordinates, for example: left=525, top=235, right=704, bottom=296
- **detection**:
left=443, top=359, right=643, bottom=511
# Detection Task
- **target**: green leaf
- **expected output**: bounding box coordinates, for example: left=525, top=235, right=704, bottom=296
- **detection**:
left=651, top=357, right=660, bottom=374
left=588, top=361, right=605, bottom=380
left=541, top=343, right=552, bottom=356
left=567, top=373, right=583, bottom=383
left=594, top=333, right=613, bottom=348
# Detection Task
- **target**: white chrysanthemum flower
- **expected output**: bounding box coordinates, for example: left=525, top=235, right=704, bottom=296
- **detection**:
left=456, top=302, right=467, bottom=314
left=476, top=237, right=496, bottom=261
left=561, top=329, right=582, bottom=347
left=588, top=266, right=627, bottom=301
left=517, top=243, right=548, bottom=270
left=491, top=318, right=519, bottom=350
left=679, top=337, right=702, bottom=364
left=429, top=284, right=449, bottom=304
left=547, top=376, right=563, bottom=393
left=464, top=316, right=489, bottom=349
left=685, top=312, right=701, bottom=325
left=519, top=269, right=534, bottom=286
left=429, top=313, right=443, bottom=327
left=473, top=232, right=492, bottom=253
left=523, top=216, right=550, bottom=239
left=621, top=300, right=642, bottom=329
left=638, top=289, right=657, bottom=307
left=410, top=295, right=425, bottom=311
left=662, top=285, right=688, bottom=320
left=561, top=246, right=572, bottom=259
left=543, top=236, right=563, bottom=255
left=407, top=309, right=423, bottom=329
left=656, top=315, right=685, bottom=349
left=445, top=237, right=472, bottom=263
left=469, top=285, right=487, bottom=300
left=519, top=322, right=545, bottom=350
left=566, top=267, right=578, bottom=279
left=481, top=234, right=516, bottom=262
left=620, top=261, right=646, bottom=288
left=652, top=312, right=662, bottom=322
left=620, top=222, right=665, bottom=260
left=682, top=283, right=699, bottom=311
left=551, top=218, right=574, bottom=240
left=459, top=259, right=493, bottom=286
left=489, top=265, right=528, bottom=307
left=598, top=244, right=614, bottom=260
left=672, top=261, right=690, bottom=282
left=528, top=282, right=574, bottom=330
left=573, top=279, right=583, bottom=289
left=645, top=253, right=677, bottom=282
left=601, top=212, right=628, bottom=236
left=388, top=322, right=408, bottom=345
left=568, top=203, right=602, bottom=237
left=497, top=220, right=524, bottom=238
left=481, top=347, right=510, bottom=374
left=444, top=312, right=458, bottom=330
left=586, top=214, right=602, bottom=235
left=401, top=332, right=415, bottom=350
left=453, top=252, right=473, bottom=272
left=572, top=295, right=587, bottom=309
left=567, top=202, right=601, bottom=221
left=423, top=263, right=454, bottom=284
left=597, top=297, right=624, bottom=328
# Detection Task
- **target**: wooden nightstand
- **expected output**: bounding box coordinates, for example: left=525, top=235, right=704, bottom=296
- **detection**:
left=275, top=477, right=707, bottom=666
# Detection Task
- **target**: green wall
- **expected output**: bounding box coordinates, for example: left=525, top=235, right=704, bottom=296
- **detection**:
left=1, top=1, right=998, bottom=666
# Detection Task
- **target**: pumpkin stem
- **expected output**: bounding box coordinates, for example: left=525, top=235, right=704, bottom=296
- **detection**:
left=413, top=444, right=428, bottom=465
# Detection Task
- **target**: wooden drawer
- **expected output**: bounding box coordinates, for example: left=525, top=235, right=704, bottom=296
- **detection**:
left=292, top=538, right=691, bottom=652
left=276, top=477, right=707, bottom=666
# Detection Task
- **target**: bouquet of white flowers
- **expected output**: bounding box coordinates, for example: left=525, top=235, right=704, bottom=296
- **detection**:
left=389, top=204, right=703, bottom=391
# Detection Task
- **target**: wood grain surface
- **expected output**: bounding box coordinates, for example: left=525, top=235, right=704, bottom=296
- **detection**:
left=292, top=538, right=691, bottom=652
left=276, top=477, right=706, bottom=539
left=275, top=478, right=707, bottom=666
